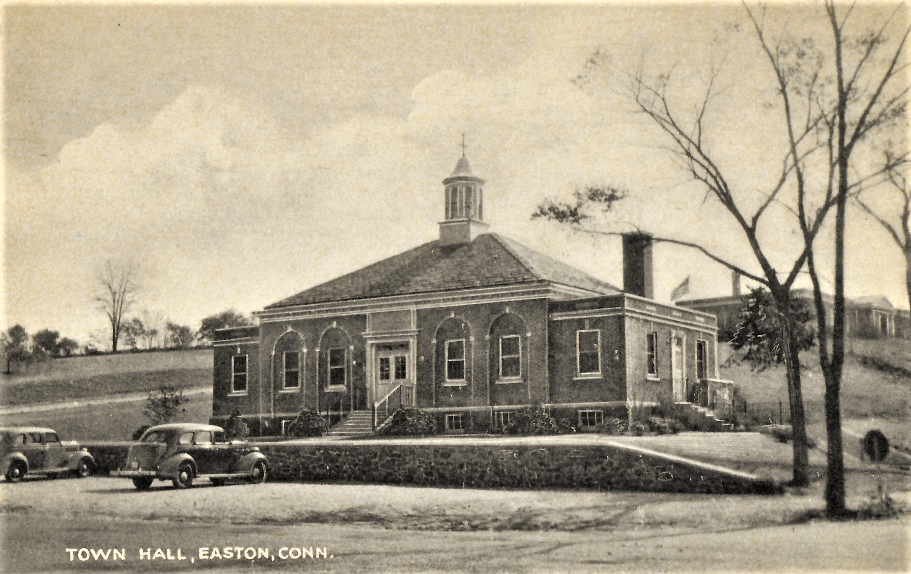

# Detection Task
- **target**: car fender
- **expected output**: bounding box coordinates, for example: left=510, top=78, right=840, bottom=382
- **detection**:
left=3, top=453, right=29, bottom=474
left=64, top=450, right=95, bottom=471
left=232, top=451, right=267, bottom=474
left=157, top=454, right=197, bottom=478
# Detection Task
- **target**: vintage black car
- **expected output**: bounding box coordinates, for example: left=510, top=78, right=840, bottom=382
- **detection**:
left=111, top=423, right=268, bottom=490
left=1, top=426, right=94, bottom=482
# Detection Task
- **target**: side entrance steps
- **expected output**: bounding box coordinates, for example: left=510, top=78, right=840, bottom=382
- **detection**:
left=326, top=411, right=375, bottom=438
left=675, top=402, right=733, bottom=432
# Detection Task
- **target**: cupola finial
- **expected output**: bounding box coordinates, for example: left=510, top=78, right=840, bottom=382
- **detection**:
left=461, top=133, right=467, bottom=158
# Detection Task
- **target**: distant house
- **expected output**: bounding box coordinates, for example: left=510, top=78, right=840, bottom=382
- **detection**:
left=211, top=153, right=725, bottom=435
left=679, top=276, right=910, bottom=341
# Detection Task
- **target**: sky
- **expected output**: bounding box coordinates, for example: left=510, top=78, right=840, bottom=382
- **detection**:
left=3, top=2, right=909, bottom=346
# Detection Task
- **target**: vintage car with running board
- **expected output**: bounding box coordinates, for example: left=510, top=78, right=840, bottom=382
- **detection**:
left=1, top=426, right=94, bottom=482
left=111, top=423, right=268, bottom=490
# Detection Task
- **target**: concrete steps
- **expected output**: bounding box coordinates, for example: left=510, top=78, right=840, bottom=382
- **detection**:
left=326, top=411, right=374, bottom=438
left=675, top=402, right=733, bottom=432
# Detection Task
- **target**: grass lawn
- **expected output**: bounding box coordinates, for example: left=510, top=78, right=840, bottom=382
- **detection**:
left=719, top=338, right=911, bottom=426
left=0, top=367, right=211, bottom=407
left=1, top=347, right=211, bottom=383
left=0, top=392, right=213, bottom=441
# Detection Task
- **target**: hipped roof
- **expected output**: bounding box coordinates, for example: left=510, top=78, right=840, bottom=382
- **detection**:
left=266, top=233, right=619, bottom=309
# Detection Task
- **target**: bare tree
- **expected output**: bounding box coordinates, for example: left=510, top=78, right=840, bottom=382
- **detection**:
left=806, top=1, right=909, bottom=515
left=96, top=260, right=139, bottom=353
left=537, top=2, right=908, bottom=502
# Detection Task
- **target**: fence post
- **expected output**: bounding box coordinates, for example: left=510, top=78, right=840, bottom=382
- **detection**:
left=779, top=401, right=783, bottom=425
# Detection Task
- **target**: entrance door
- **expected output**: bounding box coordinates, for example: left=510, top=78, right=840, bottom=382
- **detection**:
left=375, top=343, right=409, bottom=405
left=671, top=335, right=686, bottom=402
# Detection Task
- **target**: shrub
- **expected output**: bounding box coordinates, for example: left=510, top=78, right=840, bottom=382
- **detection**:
left=647, top=416, right=684, bottom=435
left=224, top=411, right=249, bottom=440
left=599, top=418, right=627, bottom=435
left=143, top=385, right=188, bottom=426
left=760, top=424, right=817, bottom=448
left=857, top=485, right=907, bottom=520
left=504, top=406, right=560, bottom=435
left=380, top=408, right=437, bottom=436
left=285, top=410, right=330, bottom=438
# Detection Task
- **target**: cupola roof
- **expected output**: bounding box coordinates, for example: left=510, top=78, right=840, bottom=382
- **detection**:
left=443, top=155, right=484, bottom=184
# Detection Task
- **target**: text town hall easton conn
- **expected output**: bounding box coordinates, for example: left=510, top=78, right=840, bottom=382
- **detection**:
left=210, top=152, right=732, bottom=436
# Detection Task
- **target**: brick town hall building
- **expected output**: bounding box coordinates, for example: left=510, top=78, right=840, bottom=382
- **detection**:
left=211, top=154, right=727, bottom=435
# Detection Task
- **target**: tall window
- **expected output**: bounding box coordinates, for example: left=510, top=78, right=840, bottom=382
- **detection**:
left=696, top=340, right=707, bottom=380
left=379, top=357, right=391, bottom=381
left=500, top=335, right=521, bottom=379
left=232, top=355, right=248, bottom=393
left=446, top=339, right=465, bottom=381
left=577, top=330, right=601, bottom=376
left=646, top=332, right=658, bottom=377
left=283, top=351, right=300, bottom=389
left=328, top=348, right=346, bottom=387
left=394, top=356, right=407, bottom=380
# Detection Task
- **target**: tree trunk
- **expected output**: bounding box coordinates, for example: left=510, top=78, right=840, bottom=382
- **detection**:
left=823, top=364, right=847, bottom=514
left=781, top=313, right=810, bottom=487
left=905, top=246, right=911, bottom=315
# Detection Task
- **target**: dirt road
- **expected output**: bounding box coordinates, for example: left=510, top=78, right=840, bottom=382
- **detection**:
left=1, top=477, right=908, bottom=572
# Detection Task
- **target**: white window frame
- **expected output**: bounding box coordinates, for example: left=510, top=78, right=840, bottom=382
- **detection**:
left=498, top=334, right=522, bottom=382
left=394, top=355, right=407, bottom=380
left=282, top=351, right=301, bottom=391
left=646, top=332, right=659, bottom=379
left=576, top=329, right=601, bottom=378
left=578, top=409, right=604, bottom=428
left=695, top=339, right=708, bottom=380
left=327, top=347, right=347, bottom=390
left=231, top=354, right=248, bottom=395
left=445, top=413, right=465, bottom=433
left=444, top=339, right=467, bottom=385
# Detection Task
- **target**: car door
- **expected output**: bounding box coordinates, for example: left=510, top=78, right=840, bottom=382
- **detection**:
left=21, top=433, right=46, bottom=470
left=188, top=431, right=234, bottom=475
left=42, top=432, right=66, bottom=470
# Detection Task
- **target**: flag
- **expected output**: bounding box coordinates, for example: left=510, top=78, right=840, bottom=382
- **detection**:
left=671, top=277, right=690, bottom=301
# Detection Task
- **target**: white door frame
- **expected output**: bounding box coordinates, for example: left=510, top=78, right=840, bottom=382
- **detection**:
left=671, top=333, right=686, bottom=402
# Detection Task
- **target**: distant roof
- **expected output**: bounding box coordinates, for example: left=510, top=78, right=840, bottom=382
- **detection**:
left=853, top=295, right=894, bottom=308
left=266, top=233, right=620, bottom=309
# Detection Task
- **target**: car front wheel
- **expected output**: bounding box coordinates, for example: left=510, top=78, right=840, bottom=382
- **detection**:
left=172, top=463, right=194, bottom=489
left=73, top=458, right=92, bottom=479
left=249, top=461, right=267, bottom=484
left=132, top=477, right=154, bottom=490
left=5, top=461, right=26, bottom=483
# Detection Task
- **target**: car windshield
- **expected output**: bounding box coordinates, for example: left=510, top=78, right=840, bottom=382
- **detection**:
left=141, top=431, right=169, bottom=443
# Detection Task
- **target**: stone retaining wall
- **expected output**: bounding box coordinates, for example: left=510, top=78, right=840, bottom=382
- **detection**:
left=85, top=439, right=781, bottom=495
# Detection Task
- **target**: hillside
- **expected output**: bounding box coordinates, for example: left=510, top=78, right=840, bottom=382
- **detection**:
left=1, top=348, right=212, bottom=384
left=0, top=348, right=212, bottom=407
left=718, top=338, right=910, bottom=421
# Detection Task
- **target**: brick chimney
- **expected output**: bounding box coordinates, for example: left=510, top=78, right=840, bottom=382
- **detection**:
left=732, top=271, right=741, bottom=296
left=622, top=233, right=653, bottom=299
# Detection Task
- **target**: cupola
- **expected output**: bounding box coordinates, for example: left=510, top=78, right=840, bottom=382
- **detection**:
left=439, top=150, right=489, bottom=245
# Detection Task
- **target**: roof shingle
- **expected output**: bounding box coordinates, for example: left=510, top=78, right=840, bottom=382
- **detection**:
left=266, top=233, right=619, bottom=309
